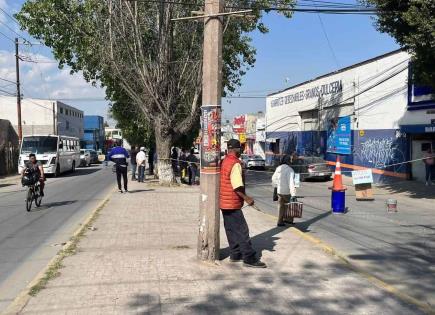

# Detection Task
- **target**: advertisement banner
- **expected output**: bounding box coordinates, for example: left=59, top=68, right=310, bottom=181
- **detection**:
left=327, top=116, right=351, bottom=155
left=201, top=106, right=221, bottom=169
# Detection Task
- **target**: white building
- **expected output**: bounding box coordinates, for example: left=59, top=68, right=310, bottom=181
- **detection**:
left=0, top=97, right=84, bottom=139
left=266, top=49, right=435, bottom=182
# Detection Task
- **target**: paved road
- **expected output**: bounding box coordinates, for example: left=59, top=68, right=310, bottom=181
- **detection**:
left=0, top=165, right=115, bottom=311
left=245, top=169, right=435, bottom=308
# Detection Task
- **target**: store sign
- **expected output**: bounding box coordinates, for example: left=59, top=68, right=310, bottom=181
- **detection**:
left=271, top=80, right=343, bottom=108
left=401, top=124, right=435, bottom=134
left=239, top=133, right=246, bottom=143
left=352, top=169, right=373, bottom=185
left=327, top=116, right=351, bottom=155
left=233, top=115, right=246, bottom=134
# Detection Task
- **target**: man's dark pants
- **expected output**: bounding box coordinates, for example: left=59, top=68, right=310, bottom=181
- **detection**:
left=221, top=209, right=256, bottom=263
left=116, top=164, right=128, bottom=191
left=131, top=162, right=137, bottom=180
left=138, top=165, right=146, bottom=182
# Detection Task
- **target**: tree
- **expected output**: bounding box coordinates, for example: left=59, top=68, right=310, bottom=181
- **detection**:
left=17, top=0, right=295, bottom=184
left=363, top=0, right=435, bottom=87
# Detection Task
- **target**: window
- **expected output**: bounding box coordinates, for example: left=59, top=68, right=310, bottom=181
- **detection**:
left=66, top=120, right=70, bottom=130
left=62, top=140, right=67, bottom=151
left=60, top=107, right=63, bottom=114
left=65, top=109, right=69, bottom=115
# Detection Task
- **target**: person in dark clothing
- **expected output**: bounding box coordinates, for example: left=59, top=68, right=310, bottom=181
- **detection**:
left=171, top=147, right=178, bottom=175
left=21, top=153, right=46, bottom=196
left=220, top=139, right=266, bottom=268
left=108, top=143, right=129, bottom=193
left=148, top=148, right=154, bottom=175
left=187, top=149, right=199, bottom=185
left=130, top=146, right=138, bottom=181
left=179, top=149, right=188, bottom=183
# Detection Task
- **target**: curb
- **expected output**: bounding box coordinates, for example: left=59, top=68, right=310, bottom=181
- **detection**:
left=252, top=206, right=435, bottom=315
left=2, top=189, right=113, bottom=315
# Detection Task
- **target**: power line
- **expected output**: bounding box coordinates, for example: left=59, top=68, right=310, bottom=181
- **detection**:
left=0, top=7, right=21, bottom=26
left=0, top=77, right=16, bottom=85
left=0, top=30, right=14, bottom=42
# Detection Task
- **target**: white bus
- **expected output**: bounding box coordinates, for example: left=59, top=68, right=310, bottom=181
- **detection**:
left=18, top=135, right=81, bottom=176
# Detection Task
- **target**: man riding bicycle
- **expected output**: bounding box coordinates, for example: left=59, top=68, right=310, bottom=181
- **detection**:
left=21, top=153, right=46, bottom=196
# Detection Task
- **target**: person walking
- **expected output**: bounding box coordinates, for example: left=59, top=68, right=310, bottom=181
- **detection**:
left=272, top=154, right=297, bottom=226
left=220, top=139, right=266, bottom=268
left=187, top=149, right=199, bottom=185
left=423, top=148, right=434, bottom=186
left=108, top=142, right=129, bottom=193
left=130, top=146, right=138, bottom=181
left=136, top=147, right=147, bottom=183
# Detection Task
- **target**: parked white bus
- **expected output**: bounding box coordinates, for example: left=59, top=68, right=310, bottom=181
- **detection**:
left=18, top=135, right=81, bottom=176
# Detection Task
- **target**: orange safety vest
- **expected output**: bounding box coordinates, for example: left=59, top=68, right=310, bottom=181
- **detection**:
left=220, top=153, right=244, bottom=210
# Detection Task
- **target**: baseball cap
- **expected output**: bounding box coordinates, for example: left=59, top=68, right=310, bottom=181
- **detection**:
left=227, top=139, right=241, bottom=149
left=140, top=147, right=145, bottom=151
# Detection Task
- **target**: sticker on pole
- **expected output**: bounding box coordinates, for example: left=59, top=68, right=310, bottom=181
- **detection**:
left=351, top=169, right=373, bottom=185
left=201, top=105, right=221, bottom=170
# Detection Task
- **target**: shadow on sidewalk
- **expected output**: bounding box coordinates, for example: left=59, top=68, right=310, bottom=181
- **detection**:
left=376, top=180, right=435, bottom=200
left=220, top=225, right=292, bottom=261
left=127, top=189, right=155, bottom=194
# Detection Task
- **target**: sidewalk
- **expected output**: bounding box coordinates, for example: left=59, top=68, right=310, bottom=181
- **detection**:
left=11, top=181, right=424, bottom=314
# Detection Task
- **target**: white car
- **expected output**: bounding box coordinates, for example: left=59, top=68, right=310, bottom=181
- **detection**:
left=244, top=155, right=266, bottom=170
left=80, top=149, right=91, bottom=167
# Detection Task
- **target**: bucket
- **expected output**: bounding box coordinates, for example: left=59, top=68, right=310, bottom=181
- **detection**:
left=386, top=199, right=397, bottom=212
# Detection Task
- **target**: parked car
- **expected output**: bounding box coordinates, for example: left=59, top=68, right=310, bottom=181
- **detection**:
left=290, top=156, right=332, bottom=181
left=241, top=154, right=266, bottom=170
left=80, top=149, right=91, bottom=167
left=88, top=149, right=99, bottom=164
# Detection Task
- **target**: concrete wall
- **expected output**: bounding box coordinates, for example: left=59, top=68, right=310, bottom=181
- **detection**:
left=0, top=119, right=19, bottom=175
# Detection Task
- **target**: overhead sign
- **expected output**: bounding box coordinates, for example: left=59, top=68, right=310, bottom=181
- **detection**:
left=352, top=169, right=373, bottom=185
left=271, top=80, right=343, bottom=108
left=233, top=115, right=246, bottom=134
left=327, top=116, right=351, bottom=155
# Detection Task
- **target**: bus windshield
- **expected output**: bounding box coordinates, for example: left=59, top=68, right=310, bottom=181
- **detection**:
left=21, top=136, right=58, bottom=154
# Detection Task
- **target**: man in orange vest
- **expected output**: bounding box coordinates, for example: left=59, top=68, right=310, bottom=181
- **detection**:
left=220, top=139, right=266, bottom=268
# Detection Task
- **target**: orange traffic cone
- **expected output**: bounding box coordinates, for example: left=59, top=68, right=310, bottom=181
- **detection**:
left=331, top=156, right=345, bottom=191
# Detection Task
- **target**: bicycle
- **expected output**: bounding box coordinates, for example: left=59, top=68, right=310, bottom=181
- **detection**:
left=22, top=171, right=43, bottom=212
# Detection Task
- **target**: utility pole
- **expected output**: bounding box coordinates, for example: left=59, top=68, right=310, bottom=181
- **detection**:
left=198, top=0, right=224, bottom=262
left=15, top=38, right=22, bottom=142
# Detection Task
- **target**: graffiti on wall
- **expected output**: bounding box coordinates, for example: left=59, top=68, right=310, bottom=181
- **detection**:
left=355, top=138, right=405, bottom=171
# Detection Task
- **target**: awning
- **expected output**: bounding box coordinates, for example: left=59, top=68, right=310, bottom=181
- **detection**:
left=400, top=124, right=435, bottom=134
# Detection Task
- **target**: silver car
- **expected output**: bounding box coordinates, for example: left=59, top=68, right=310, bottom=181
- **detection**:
left=242, top=154, right=266, bottom=170
left=290, top=156, right=332, bottom=181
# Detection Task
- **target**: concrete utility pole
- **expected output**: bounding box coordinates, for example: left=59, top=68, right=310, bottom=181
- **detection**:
left=15, top=38, right=22, bottom=142
left=198, top=0, right=224, bottom=262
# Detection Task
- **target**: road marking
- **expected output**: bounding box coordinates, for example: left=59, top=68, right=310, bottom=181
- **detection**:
left=250, top=206, right=435, bottom=315
left=2, top=188, right=114, bottom=315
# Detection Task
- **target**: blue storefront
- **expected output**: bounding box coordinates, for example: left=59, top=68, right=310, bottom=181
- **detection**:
left=82, top=115, right=105, bottom=151
left=265, top=50, right=435, bottom=183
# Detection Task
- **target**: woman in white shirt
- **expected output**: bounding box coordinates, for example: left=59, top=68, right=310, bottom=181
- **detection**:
left=272, top=155, right=297, bottom=226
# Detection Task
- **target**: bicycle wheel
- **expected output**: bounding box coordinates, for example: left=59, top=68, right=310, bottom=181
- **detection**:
left=26, top=187, right=33, bottom=212
left=35, top=185, right=42, bottom=207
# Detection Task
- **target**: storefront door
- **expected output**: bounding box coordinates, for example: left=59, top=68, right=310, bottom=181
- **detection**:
left=411, top=139, right=434, bottom=182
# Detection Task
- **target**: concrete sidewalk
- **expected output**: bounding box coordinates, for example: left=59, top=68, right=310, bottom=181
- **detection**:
left=9, top=181, right=425, bottom=315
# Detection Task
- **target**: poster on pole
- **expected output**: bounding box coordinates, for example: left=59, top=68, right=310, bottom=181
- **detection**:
left=201, top=105, right=221, bottom=170
left=327, top=116, right=351, bottom=155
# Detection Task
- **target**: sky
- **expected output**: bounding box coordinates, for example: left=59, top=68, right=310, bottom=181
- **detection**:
left=0, top=0, right=400, bottom=126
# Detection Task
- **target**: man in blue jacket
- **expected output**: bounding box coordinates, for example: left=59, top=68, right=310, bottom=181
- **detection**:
left=108, top=142, right=130, bottom=193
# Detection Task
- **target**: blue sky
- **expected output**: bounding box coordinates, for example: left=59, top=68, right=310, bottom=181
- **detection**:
left=0, top=0, right=400, bottom=125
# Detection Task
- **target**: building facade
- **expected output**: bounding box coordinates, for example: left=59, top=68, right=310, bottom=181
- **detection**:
left=0, top=97, right=84, bottom=139
left=266, top=50, right=435, bottom=182
left=82, top=115, right=105, bottom=151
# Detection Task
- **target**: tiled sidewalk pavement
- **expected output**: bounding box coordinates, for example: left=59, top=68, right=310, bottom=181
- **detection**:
left=16, top=180, right=423, bottom=315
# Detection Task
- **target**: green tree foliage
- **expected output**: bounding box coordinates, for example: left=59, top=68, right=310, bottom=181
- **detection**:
left=363, top=0, right=435, bottom=86
left=16, top=0, right=295, bottom=182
